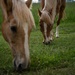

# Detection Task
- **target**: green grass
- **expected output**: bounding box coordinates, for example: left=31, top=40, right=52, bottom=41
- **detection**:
left=0, top=2, right=75, bottom=75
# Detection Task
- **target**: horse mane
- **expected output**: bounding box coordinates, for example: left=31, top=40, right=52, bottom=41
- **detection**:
left=41, top=0, right=45, bottom=9
left=12, top=0, right=35, bottom=28
left=26, top=0, right=32, bottom=9
left=42, top=0, right=56, bottom=11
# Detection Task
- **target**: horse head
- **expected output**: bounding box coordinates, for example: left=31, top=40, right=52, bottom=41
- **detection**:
left=38, top=9, right=53, bottom=45
left=1, top=0, right=35, bottom=71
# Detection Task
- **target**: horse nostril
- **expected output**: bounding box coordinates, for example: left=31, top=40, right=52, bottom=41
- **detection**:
left=17, top=64, right=23, bottom=71
left=13, top=60, right=23, bottom=71
left=47, top=41, right=50, bottom=45
left=43, top=41, right=46, bottom=44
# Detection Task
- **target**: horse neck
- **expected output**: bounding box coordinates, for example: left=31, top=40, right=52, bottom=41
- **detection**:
left=42, top=0, right=57, bottom=24
left=43, top=0, right=57, bottom=11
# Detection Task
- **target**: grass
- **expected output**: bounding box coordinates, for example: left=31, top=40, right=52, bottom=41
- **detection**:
left=0, top=2, right=75, bottom=75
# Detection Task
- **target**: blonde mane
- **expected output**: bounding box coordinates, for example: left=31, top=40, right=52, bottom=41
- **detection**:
left=12, top=0, right=35, bottom=29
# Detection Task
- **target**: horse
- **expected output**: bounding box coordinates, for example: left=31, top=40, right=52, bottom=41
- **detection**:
left=0, top=0, right=35, bottom=71
left=38, top=0, right=66, bottom=45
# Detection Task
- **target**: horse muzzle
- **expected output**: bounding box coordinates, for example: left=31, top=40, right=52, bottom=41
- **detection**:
left=43, top=41, right=51, bottom=45
left=13, top=58, right=30, bottom=71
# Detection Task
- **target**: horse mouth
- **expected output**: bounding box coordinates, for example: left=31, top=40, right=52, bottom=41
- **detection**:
left=43, top=41, right=51, bottom=45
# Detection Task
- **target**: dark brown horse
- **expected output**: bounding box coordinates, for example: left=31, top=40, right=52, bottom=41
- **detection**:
left=0, top=0, right=35, bottom=71
left=38, top=0, right=66, bottom=45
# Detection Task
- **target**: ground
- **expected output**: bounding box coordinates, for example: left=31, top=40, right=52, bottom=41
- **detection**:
left=0, top=2, right=75, bottom=75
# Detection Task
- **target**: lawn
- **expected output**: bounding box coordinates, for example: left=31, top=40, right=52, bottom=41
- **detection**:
left=0, top=2, right=75, bottom=75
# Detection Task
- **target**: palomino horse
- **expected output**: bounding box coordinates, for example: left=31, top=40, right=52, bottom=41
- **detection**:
left=0, top=0, right=35, bottom=71
left=38, top=0, right=66, bottom=45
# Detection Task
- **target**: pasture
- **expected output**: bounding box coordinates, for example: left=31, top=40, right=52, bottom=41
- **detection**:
left=0, top=2, right=75, bottom=75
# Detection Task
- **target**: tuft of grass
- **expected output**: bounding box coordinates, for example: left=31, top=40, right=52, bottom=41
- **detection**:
left=0, top=2, right=75, bottom=75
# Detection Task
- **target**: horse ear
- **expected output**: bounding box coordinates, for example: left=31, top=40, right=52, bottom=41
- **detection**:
left=11, top=26, right=17, bottom=33
left=26, top=0, right=32, bottom=8
left=38, top=9, right=42, bottom=16
left=0, top=0, right=8, bottom=20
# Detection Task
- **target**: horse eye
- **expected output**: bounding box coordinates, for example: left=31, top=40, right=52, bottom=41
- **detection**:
left=11, top=26, right=17, bottom=33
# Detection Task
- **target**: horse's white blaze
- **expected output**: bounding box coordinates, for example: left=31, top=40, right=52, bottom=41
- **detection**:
left=44, top=23, right=53, bottom=42
left=56, top=26, right=59, bottom=38
left=44, top=23, right=49, bottom=42
left=23, top=23, right=29, bottom=68
left=44, top=23, right=47, bottom=36
left=43, top=0, right=46, bottom=10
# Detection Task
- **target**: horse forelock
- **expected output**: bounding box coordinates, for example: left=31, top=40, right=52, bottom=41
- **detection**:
left=12, top=0, right=35, bottom=29
left=40, top=11, right=52, bottom=25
